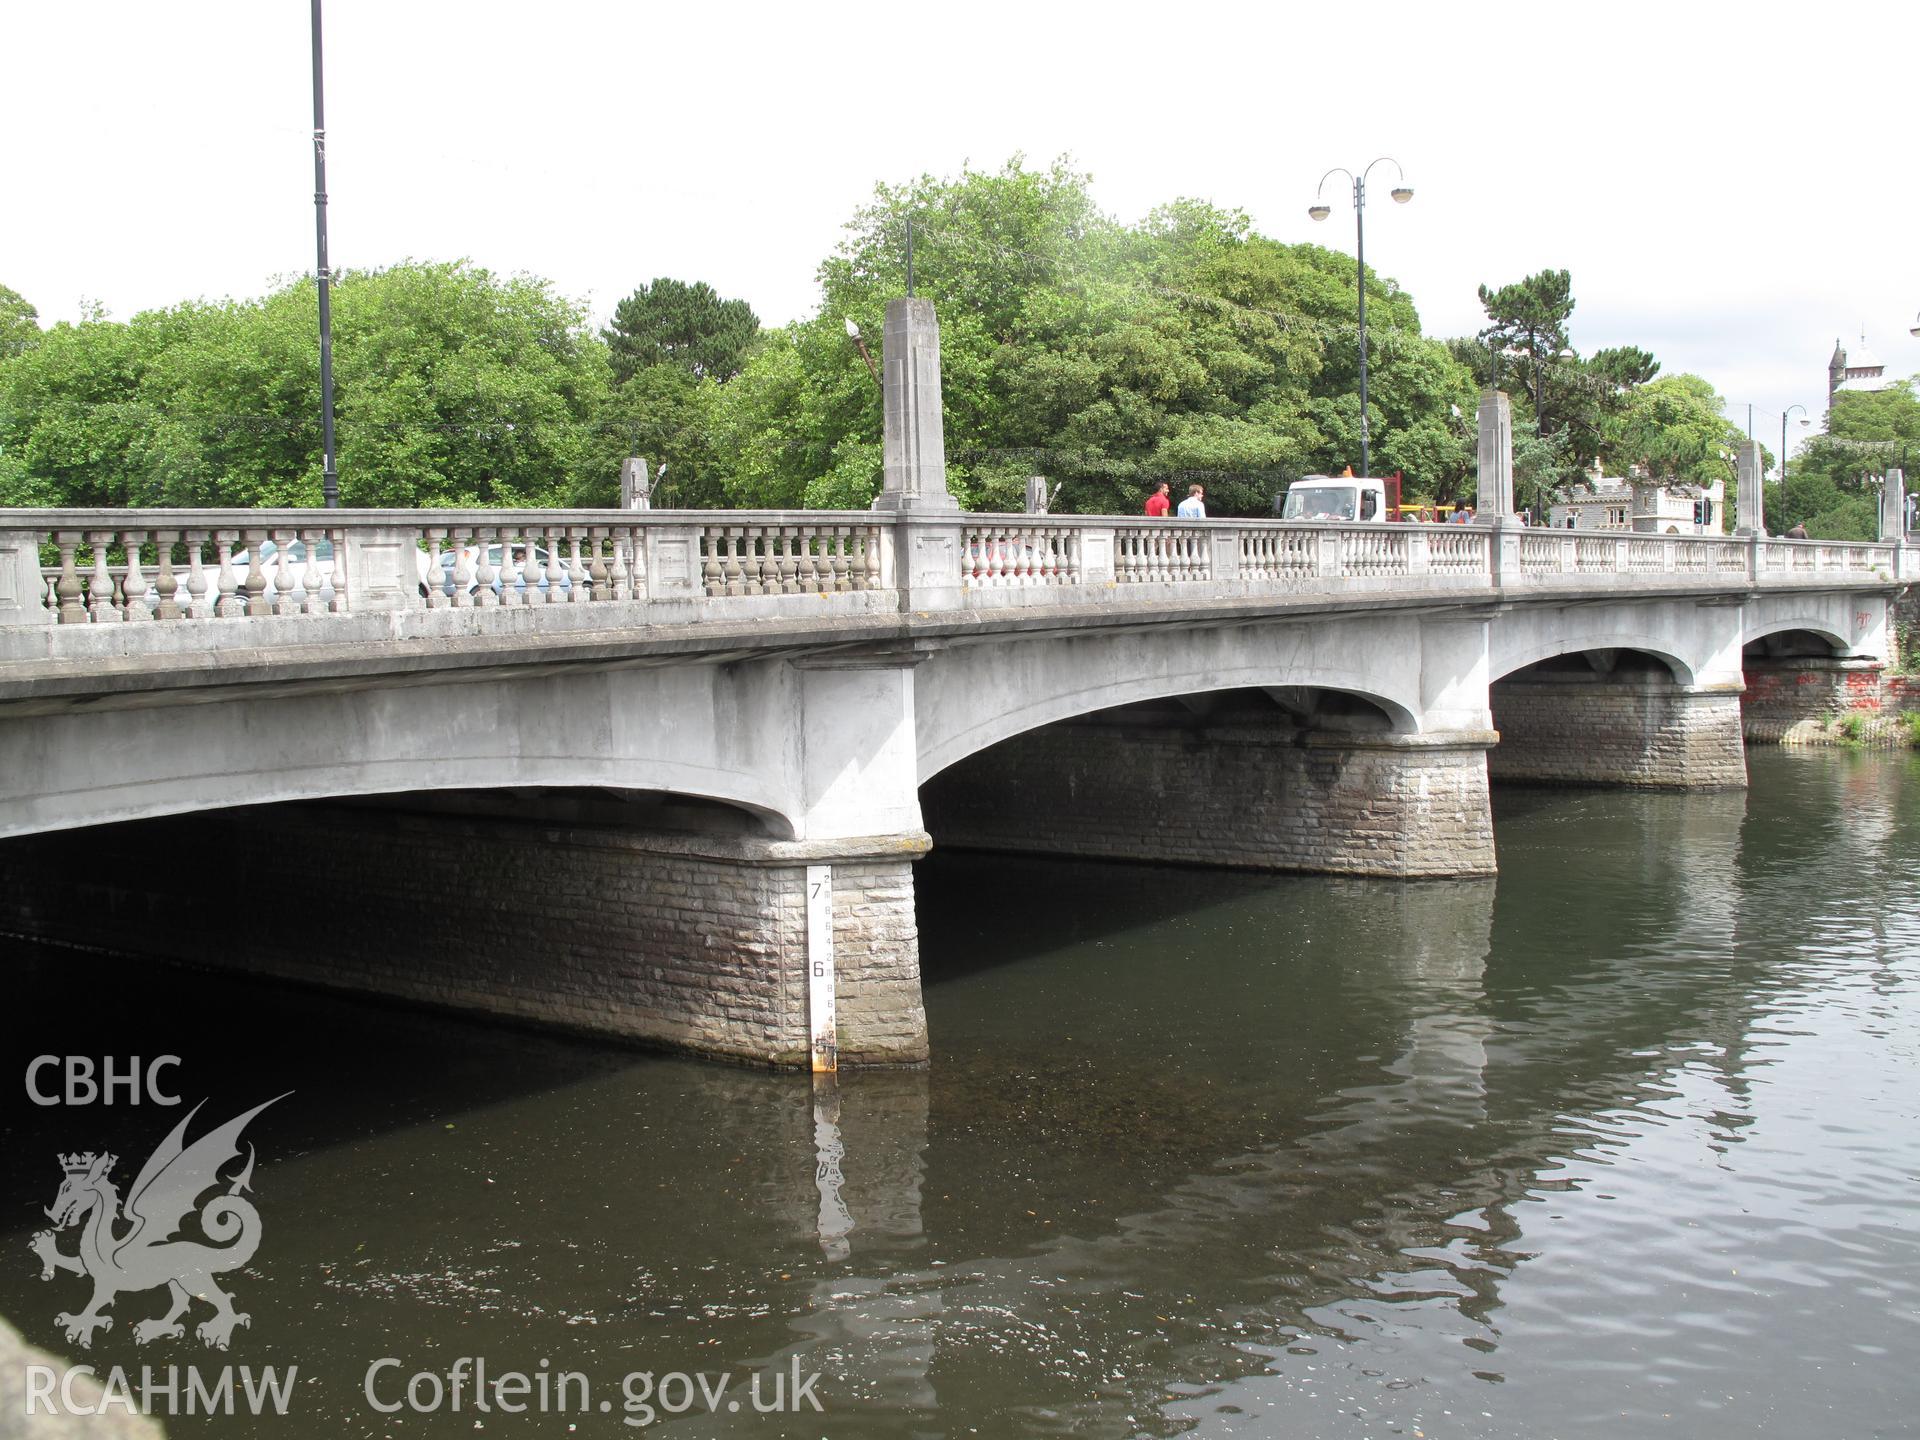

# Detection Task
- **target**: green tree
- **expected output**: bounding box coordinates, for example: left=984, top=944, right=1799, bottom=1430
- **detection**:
left=602, top=278, right=759, bottom=385
left=0, top=284, right=40, bottom=361
left=0, top=261, right=615, bottom=508
left=714, top=159, right=1472, bottom=515
left=1767, top=378, right=1917, bottom=538
left=1603, top=373, right=1746, bottom=488
left=1475, top=268, right=1575, bottom=428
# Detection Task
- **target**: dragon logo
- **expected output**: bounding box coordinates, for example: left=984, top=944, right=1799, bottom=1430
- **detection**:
left=29, top=1095, right=288, bottom=1351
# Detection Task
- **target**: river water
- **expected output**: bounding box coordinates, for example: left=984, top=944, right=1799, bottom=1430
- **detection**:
left=2, top=749, right=1917, bottom=1438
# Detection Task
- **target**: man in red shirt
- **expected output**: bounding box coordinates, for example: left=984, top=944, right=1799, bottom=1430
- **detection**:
left=1145, top=482, right=1171, bottom=517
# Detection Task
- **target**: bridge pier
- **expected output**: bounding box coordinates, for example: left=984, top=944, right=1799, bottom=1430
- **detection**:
left=0, top=801, right=931, bottom=1068
left=1489, top=660, right=1747, bottom=789
left=920, top=702, right=1497, bottom=878
left=1741, top=654, right=1889, bottom=742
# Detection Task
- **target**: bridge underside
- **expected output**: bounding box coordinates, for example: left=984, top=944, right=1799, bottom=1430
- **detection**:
left=921, top=689, right=1498, bottom=877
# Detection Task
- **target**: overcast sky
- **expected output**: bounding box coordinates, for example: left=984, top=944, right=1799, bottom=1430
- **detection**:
left=5, top=0, right=1915, bottom=460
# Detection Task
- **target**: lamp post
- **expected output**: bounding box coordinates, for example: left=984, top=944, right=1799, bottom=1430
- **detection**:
left=310, top=0, right=338, bottom=508
left=1781, top=404, right=1809, bottom=486
left=1309, top=157, right=1413, bottom=479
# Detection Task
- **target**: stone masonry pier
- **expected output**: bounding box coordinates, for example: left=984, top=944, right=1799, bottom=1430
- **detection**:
left=0, top=797, right=929, bottom=1067
left=1490, top=657, right=1748, bottom=789
left=921, top=696, right=1496, bottom=877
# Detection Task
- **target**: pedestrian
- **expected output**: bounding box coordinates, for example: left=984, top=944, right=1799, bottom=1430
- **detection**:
left=1145, top=481, right=1171, bottom=518
left=1786, top=522, right=1808, bottom=539
left=1176, top=483, right=1207, bottom=519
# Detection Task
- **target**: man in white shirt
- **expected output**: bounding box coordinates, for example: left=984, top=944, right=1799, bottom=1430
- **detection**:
left=1176, top=484, right=1206, bottom=519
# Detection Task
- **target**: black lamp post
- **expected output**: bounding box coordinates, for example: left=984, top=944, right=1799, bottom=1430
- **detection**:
left=1309, top=157, right=1413, bottom=480
left=310, top=0, right=338, bottom=508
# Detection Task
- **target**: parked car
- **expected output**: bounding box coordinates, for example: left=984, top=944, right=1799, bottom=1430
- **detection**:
left=418, top=542, right=573, bottom=600
left=142, top=537, right=337, bottom=612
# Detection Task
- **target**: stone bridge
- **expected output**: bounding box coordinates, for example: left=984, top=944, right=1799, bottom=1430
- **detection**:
left=0, top=297, right=1910, bottom=1069
left=0, top=503, right=1905, bottom=1069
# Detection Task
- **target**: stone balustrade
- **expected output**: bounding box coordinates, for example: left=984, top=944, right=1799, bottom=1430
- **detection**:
left=0, top=508, right=1907, bottom=655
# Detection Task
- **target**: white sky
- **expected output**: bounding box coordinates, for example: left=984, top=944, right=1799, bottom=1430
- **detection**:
left=4, top=0, right=1915, bottom=460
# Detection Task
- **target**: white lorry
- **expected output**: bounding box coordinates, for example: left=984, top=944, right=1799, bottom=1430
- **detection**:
left=1276, top=474, right=1401, bottom=523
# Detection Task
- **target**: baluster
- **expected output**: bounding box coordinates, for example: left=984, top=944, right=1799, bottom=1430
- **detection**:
left=698, top=529, right=722, bottom=596
left=293, top=528, right=322, bottom=613
left=468, top=528, right=496, bottom=608
left=328, top=528, right=349, bottom=613
left=423, top=531, right=448, bottom=609
left=824, top=527, right=846, bottom=592
left=87, top=531, right=121, bottom=623
left=120, top=531, right=152, bottom=621
left=624, top=525, right=647, bottom=596
left=543, top=527, right=566, bottom=602
left=608, top=528, right=631, bottom=601
left=517, top=530, right=541, bottom=604
left=54, top=533, right=87, bottom=624
left=152, top=530, right=181, bottom=620
left=238, top=530, right=269, bottom=616
left=739, top=527, right=765, bottom=596
left=445, top=531, right=474, bottom=609
left=492, top=532, right=520, bottom=607
left=213, top=533, right=242, bottom=617
left=806, top=528, right=828, bottom=592
left=566, top=530, right=590, bottom=603
left=586, top=528, right=611, bottom=600
left=266, top=528, right=296, bottom=615
left=774, top=528, right=797, bottom=593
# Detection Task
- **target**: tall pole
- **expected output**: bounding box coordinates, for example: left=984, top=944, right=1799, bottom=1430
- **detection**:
left=1781, top=403, right=1807, bottom=487
left=311, top=0, right=339, bottom=509
left=1353, top=175, right=1370, bottom=480
left=1310, top=158, right=1410, bottom=481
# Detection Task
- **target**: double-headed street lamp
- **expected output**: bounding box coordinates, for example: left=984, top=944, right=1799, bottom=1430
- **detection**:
left=1309, top=157, right=1413, bottom=480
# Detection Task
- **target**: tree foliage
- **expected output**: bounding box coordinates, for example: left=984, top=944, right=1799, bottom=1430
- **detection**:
left=0, top=284, right=40, bottom=361
left=1767, top=378, right=1919, bottom=540
left=710, top=159, right=1475, bottom=516
left=0, top=262, right=610, bottom=508
left=602, top=278, right=759, bottom=385
left=1602, top=373, right=1746, bottom=487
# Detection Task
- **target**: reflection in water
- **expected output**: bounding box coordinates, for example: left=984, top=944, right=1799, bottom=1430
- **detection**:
left=0, top=749, right=1916, bottom=1438
left=811, top=1077, right=854, bottom=1262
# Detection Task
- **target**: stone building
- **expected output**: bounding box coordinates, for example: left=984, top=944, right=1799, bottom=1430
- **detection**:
left=1828, top=333, right=1892, bottom=410
left=1547, top=466, right=1724, bottom=534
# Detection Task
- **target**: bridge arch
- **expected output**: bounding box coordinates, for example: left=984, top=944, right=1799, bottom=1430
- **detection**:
left=1490, top=634, right=1694, bottom=685
left=0, top=664, right=808, bottom=841
left=913, top=622, right=1426, bottom=783
left=1741, top=617, right=1851, bottom=656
